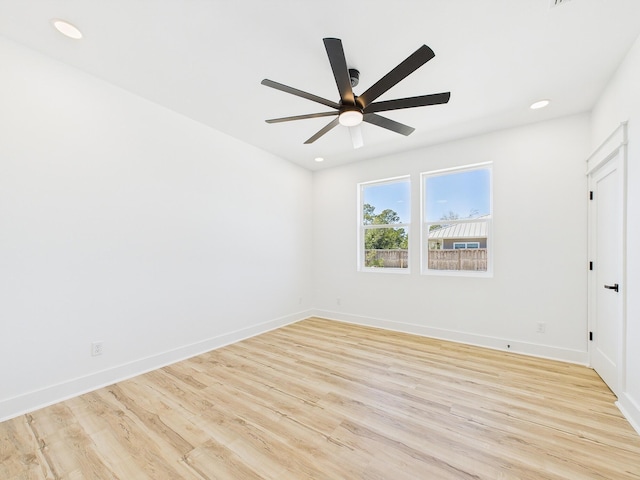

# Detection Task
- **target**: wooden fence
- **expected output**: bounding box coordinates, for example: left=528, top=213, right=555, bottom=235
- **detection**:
left=428, top=248, right=487, bottom=271
left=364, top=248, right=488, bottom=271
left=365, top=249, right=409, bottom=268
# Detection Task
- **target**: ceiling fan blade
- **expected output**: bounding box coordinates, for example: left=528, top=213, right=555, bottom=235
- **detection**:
left=323, top=38, right=355, bottom=105
left=266, top=111, right=338, bottom=124
left=364, top=92, right=451, bottom=114
left=349, top=125, right=364, bottom=149
left=364, top=113, right=415, bottom=136
left=304, top=117, right=340, bottom=144
left=357, top=45, right=435, bottom=109
left=261, top=79, right=340, bottom=109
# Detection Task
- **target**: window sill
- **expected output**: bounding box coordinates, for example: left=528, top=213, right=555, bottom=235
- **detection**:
left=359, top=267, right=411, bottom=274
left=421, top=269, right=493, bottom=278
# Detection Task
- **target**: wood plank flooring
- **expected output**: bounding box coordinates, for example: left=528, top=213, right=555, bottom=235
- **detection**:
left=2, top=317, right=639, bottom=479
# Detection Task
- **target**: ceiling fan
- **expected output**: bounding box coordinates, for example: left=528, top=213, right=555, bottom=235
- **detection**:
left=261, top=38, right=451, bottom=149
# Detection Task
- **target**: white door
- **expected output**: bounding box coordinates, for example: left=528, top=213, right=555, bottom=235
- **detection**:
left=589, top=150, right=624, bottom=395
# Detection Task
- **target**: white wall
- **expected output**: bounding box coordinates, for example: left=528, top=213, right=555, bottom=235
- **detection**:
left=313, top=114, right=590, bottom=363
left=0, top=38, right=313, bottom=421
left=591, top=33, right=640, bottom=432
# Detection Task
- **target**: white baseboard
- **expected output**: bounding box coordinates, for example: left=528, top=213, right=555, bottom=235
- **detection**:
left=0, top=310, right=312, bottom=423
left=1, top=309, right=593, bottom=423
left=311, top=309, right=589, bottom=365
left=617, top=394, right=640, bottom=436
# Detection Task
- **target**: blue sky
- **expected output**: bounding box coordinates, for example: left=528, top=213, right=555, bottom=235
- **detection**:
left=362, top=169, right=490, bottom=224
left=425, top=169, right=490, bottom=221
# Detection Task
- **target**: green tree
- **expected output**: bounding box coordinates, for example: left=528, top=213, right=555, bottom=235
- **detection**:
left=363, top=203, right=376, bottom=224
left=363, top=204, right=408, bottom=250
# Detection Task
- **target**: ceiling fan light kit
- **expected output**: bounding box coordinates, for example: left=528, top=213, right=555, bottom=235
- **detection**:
left=262, top=38, right=451, bottom=149
left=338, top=109, right=363, bottom=127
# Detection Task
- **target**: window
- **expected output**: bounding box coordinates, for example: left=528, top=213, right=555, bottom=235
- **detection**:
left=422, top=163, right=492, bottom=275
left=453, top=242, right=480, bottom=249
left=358, top=176, right=410, bottom=271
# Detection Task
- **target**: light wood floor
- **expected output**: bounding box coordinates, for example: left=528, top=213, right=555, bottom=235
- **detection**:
left=2, top=318, right=639, bottom=479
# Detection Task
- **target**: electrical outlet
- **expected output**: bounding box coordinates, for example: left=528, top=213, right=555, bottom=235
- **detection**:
left=91, top=341, right=103, bottom=356
left=336, top=297, right=341, bottom=306
left=537, top=322, right=546, bottom=334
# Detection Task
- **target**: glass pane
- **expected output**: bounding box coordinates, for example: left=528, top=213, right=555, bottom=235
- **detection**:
left=363, top=180, right=410, bottom=225
left=427, top=241, right=487, bottom=271
left=424, top=168, right=490, bottom=222
left=364, top=227, right=409, bottom=268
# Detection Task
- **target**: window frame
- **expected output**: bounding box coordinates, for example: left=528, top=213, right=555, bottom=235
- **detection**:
left=420, top=162, right=493, bottom=277
left=357, top=175, right=411, bottom=274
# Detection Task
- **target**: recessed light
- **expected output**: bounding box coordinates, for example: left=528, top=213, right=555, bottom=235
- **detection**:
left=51, top=19, right=83, bottom=39
left=314, top=157, right=324, bottom=163
left=530, top=99, right=550, bottom=110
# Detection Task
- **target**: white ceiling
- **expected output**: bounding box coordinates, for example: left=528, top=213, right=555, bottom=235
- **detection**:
left=1, top=0, right=640, bottom=170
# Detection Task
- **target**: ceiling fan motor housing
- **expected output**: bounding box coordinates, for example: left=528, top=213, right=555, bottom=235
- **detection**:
left=349, top=68, right=360, bottom=88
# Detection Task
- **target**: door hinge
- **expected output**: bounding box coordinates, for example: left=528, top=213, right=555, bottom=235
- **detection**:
left=589, top=331, right=593, bottom=341
left=589, top=261, right=593, bottom=271
left=589, top=191, right=594, bottom=200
